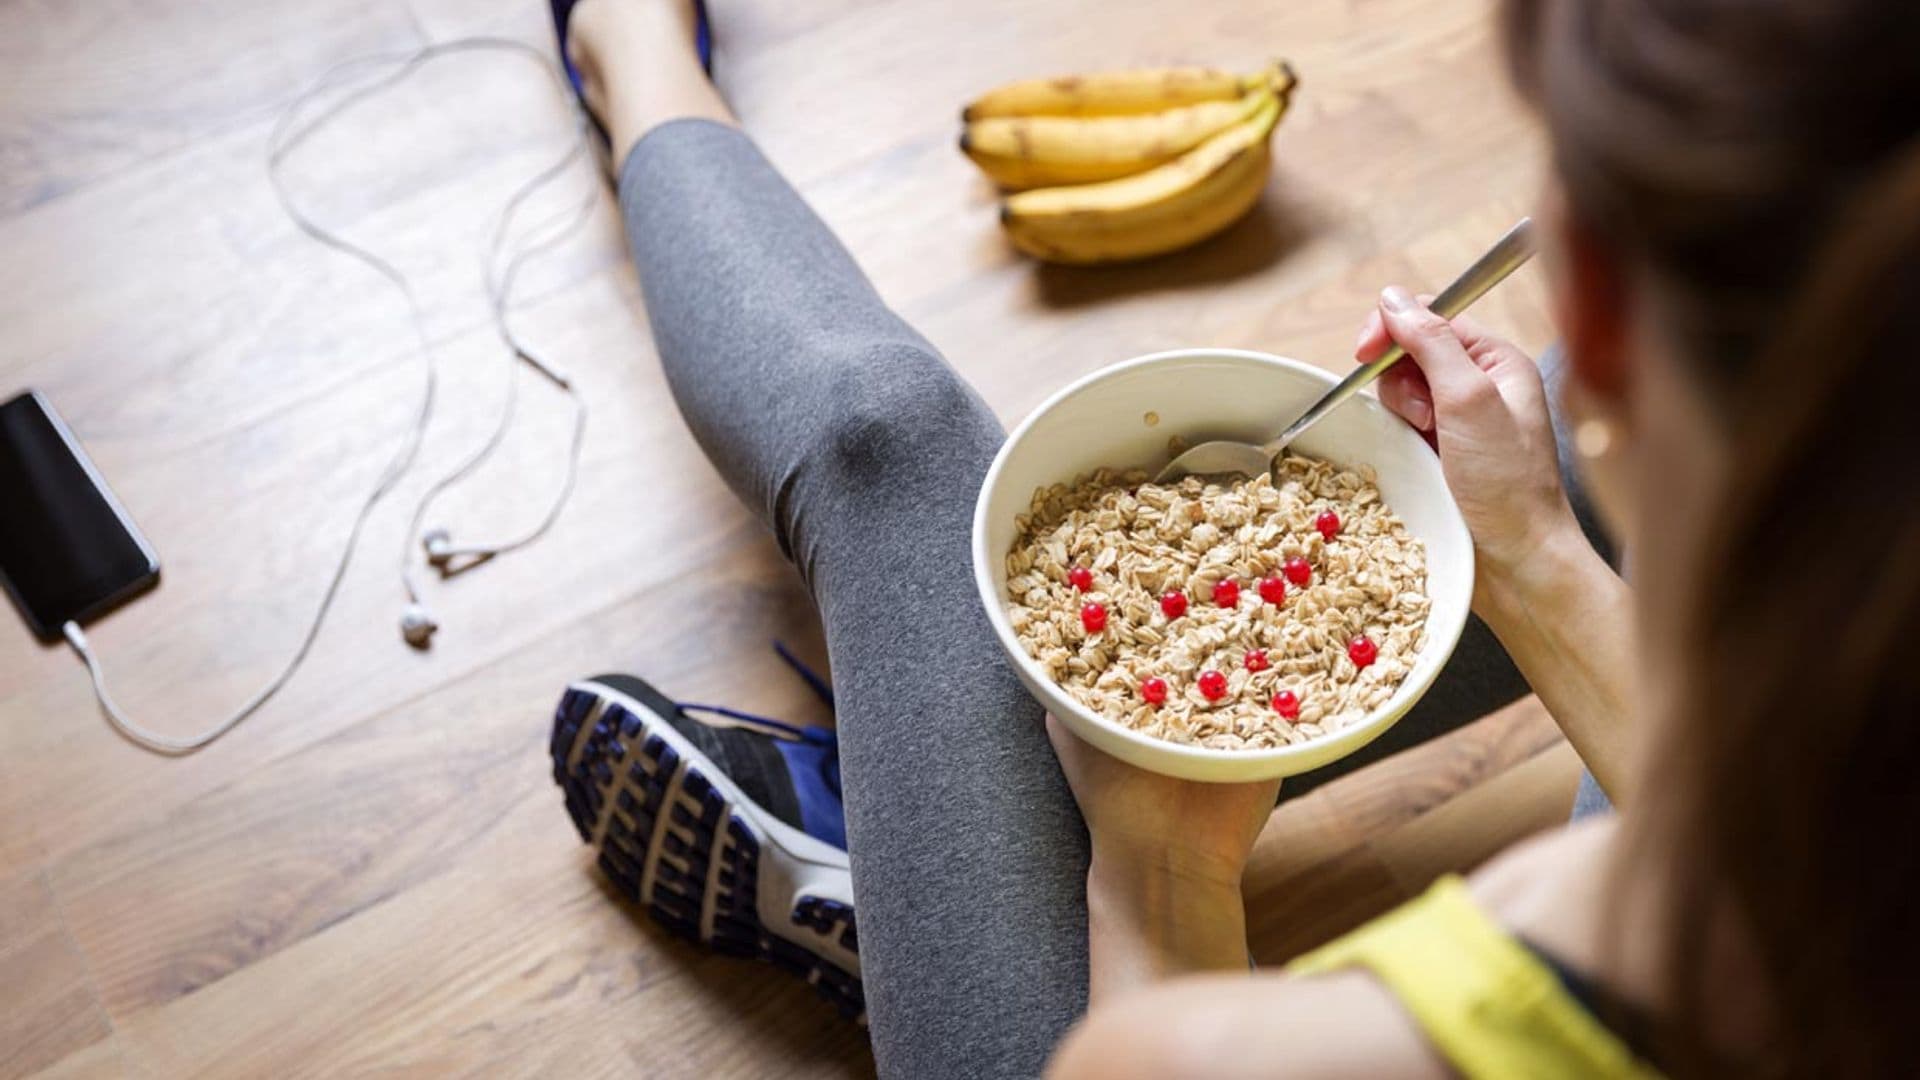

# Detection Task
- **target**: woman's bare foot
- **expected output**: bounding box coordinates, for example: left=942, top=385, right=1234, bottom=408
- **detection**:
left=566, top=0, right=735, bottom=164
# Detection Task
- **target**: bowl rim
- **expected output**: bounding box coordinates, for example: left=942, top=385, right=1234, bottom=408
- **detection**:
left=970, top=346, right=1475, bottom=771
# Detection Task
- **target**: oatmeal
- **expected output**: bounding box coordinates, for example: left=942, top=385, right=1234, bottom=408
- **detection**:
left=1004, top=455, right=1429, bottom=750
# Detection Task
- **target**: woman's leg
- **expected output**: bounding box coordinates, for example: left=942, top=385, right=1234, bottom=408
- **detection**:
left=572, top=6, right=1089, bottom=1076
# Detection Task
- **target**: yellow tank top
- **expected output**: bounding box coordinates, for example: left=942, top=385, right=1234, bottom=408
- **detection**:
left=1286, top=875, right=1663, bottom=1079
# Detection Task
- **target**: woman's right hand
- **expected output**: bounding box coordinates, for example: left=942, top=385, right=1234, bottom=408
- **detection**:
left=1354, top=286, right=1583, bottom=606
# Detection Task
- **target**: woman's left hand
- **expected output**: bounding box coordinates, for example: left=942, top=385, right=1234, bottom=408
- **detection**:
left=1047, top=714, right=1279, bottom=885
left=1047, top=715, right=1280, bottom=999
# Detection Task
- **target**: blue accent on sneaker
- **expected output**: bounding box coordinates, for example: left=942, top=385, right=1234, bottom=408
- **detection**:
left=550, top=673, right=863, bottom=1022
left=775, top=727, right=846, bottom=850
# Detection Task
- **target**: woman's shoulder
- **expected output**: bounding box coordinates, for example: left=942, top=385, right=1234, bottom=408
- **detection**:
left=1470, top=815, right=1617, bottom=915
left=1467, top=815, right=1620, bottom=953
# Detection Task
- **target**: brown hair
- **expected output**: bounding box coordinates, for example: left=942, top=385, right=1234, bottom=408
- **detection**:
left=1502, top=0, right=1920, bottom=1074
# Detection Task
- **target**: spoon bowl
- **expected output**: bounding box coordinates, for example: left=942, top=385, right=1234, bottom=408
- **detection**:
left=1156, top=217, right=1537, bottom=484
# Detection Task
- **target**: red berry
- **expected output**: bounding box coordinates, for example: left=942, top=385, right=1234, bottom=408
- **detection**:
left=1348, top=635, right=1378, bottom=668
left=1272, top=690, right=1301, bottom=720
left=1283, top=556, right=1312, bottom=587
left=1243, top=649, right=1269, bottom=672
left=1140, top=677, right=1169, bottom=705
left=1197, top=669, right=1228, bottom=700
left=1315, top=510, right=1342, bottom=541
left=1080, top=602, right=1107, bottom=633
left=1160, top=591, right=1188, bottom=619
left=1068, top=565, right=1094, bottom=592
left=1212, top=579, right=1240, bottom=608
left=1258, top=576, right=1287, bottom=605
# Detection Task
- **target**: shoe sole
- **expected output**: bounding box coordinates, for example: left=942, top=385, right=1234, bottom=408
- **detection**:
left=551, top=678, right=864, bottom=1021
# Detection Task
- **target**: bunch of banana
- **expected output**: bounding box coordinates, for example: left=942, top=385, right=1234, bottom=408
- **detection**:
left=959, top=61, right=1298, bottom=265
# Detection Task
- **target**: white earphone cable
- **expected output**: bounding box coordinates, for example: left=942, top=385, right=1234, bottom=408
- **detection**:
left=66, top=37, right=595, bottom=754
left=399, top=146, right=597, bottom=602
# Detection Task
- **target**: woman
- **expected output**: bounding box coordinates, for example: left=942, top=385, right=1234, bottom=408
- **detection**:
left=547, top=0, right=1920, bottom=1075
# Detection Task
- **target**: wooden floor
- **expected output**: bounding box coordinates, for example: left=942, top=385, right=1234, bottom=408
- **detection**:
left=0, top=0, right=1573, bottom=1075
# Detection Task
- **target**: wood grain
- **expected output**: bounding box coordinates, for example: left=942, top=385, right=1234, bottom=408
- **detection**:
left=2, top=0, right=1575, bottom=1074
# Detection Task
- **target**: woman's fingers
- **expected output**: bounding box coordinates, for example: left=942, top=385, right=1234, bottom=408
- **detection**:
left=1353, top=307, right=1389, bottom=362
left=1357, top=293, right=1432, bottom=430
left=1444, top=310, right=1550, bottom=420
left=1375, top=286, right=1498, bottom=418
left=1378, top=365, right=1434, bottom=431
left=1353, top=293, right=1436, bottom=363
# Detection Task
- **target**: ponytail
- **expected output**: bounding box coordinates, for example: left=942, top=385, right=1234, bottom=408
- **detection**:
left=1647, top=145, right=1920, bottom=1075
left=1503, top=0, right=1920, bottom=1072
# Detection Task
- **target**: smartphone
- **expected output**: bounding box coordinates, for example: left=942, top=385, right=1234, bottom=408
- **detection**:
left=0, top=390, right=159, bottom=641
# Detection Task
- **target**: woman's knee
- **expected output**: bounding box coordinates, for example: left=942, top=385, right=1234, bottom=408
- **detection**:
left=817, top=340, right=1001, bottom=482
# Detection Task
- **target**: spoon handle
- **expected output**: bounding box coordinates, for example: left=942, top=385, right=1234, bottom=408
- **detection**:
left=1264, top=217, right=1537, bottom=455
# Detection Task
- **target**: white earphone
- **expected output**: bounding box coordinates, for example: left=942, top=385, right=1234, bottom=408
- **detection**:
left=63, top=38, right=598, bottom=751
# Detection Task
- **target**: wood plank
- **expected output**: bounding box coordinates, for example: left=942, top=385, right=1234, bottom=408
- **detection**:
left=1369, top=740, right=1582, bottom=894
left=0, top=872, right=112, bottom=1080
left=0, top=0, right=422, bottom=216
left=22, top=1037, right=128, bottom=1080
left=104, top=795, right=870, bottom=1078
left=1318, top=695, right=1565, bottom=838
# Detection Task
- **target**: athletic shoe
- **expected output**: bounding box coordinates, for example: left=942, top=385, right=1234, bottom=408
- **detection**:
left=550, top=668, right=864, bottom=1020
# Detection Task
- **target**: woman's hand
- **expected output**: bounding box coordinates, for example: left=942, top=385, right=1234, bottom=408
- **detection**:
left=1355, top=287, right=1583, bottom=605
left=1047, top=715, right=1277, bottom=884
left=1047, top=716, right=1278, bottom=1000
left=1357, top=287, right=1639, bottom=800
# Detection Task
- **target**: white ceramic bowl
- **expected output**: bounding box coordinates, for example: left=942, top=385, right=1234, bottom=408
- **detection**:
left=972, top=348, right=1474, bottom=782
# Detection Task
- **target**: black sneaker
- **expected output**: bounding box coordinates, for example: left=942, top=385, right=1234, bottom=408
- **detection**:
left=549, top=665, right=863, bottom=1020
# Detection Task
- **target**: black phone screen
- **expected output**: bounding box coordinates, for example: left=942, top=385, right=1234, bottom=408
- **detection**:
left=0, top=391, right=159, bottom=640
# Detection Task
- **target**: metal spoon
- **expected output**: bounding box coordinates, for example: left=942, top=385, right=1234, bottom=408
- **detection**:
left=1155, top=217, right=1537, bottom=483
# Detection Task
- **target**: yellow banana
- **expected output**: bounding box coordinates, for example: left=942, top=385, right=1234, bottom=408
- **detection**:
left=963, top=65, right=1262, bottom=120
left=961, top=91, right=1269, bottom=191
left=998, top=93, right=1282, bottom=265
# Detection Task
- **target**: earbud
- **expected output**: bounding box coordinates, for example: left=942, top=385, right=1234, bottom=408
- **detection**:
left=399, top=602, right=438, bottom=648
left=422, top=528, right=455, bottom=568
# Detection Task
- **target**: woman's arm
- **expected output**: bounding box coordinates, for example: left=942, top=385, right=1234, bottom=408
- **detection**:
left=1086, top=853, right=1251, bottom=1001
left=1476, top=519, right=1638, bottom=800
left=1357, top=288, right=1639, bottom=800
left=1045, top=716, right=1279, bottom=1003
left=1050, top=968, right=1452, bottom=1079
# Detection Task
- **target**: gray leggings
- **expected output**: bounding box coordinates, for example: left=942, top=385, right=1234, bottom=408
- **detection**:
left=619, top=119, right=1608, bottom=1078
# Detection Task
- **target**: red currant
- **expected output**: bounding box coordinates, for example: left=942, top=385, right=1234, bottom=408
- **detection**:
left=1141, top=677, right=1168, bottom=705
left=1272, top=690, right=1301, bottom=720
left=1243, top=649, right=1269, bottom=672
left=1212, top=579, right=1240, bottom=608
left=1068, top=565, right=1094, bottom=592
left=1080, top=602, right=1107, bottom=633
left=1348, top=635, right=1378, bottom=668
left=1160, top=591, right=1188, bottom=619
left=1258, top=576, right=1287, bottom=605
left=1283, top=556, right=1312, bottom=587
left=1315, top=510, right=1342, bottom=541
left=1197, top=669, right=1228, bottom=700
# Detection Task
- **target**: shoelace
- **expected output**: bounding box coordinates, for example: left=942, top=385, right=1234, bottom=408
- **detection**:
left=678, top=643, right=842, bottom=798
left=677, top=641, right=836, bottom=743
